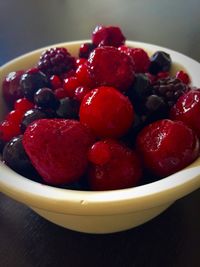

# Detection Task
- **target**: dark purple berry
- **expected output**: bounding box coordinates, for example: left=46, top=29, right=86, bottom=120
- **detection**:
left=0, top=138, right=5, bottom=153
left=20, top=108, right=48, bottom=133
left=56, top=97, right=80, bottom=119
left=2, top=135, right=33, bottom=173
left=34, top=88, right=60, bottom=110
left=143, top=95, right=168, bottom=123
left=152, top=77, right=189, bottom=107
left=148, top=51, right=171, bottom=75
left=79, top=43, right=96, bottom=59
left=2, top=70, right=25, bottom=108
left=38, top=47, right=76, bottom=76
left=127, top=74, right=152, bottom=114
left=20, top=71, right=50, bottom=101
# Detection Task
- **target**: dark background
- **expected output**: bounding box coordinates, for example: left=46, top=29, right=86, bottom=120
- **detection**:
left=0, top=0, right=200, bottom=266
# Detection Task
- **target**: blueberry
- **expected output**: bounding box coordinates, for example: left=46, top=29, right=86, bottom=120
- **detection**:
left=0, top=139, right=5, bottom=153
left=56, top=97, right=80, bottom=119
left=34, top=88, right=60, bottom=110
left=144, top=94, right=168, bottom=123
left=20, top=108, right=48, bottom=133
left=127, top=74, right=152, bottom=114
left=20, top=71, right=50, bottom=100
left=2, top=135, right=33, bottom=173
left=148, top=51, right=171, bottom=75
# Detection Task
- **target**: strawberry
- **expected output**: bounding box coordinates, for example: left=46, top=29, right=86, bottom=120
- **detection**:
left=170, top=89, right=200, bottom=138
left=136, top=119, right=199, bottom=177
left=23, top=119, right=95, bottom=185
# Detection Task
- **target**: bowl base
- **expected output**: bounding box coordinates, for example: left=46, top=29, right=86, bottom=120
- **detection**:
left=31, top=202, right=174, bottom=234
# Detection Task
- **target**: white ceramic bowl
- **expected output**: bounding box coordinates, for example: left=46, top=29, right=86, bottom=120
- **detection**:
left=0, top=41, right=200, bottom=234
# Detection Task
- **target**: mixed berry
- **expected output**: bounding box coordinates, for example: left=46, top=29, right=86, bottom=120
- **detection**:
left=0, top=25, right=200, bottom=191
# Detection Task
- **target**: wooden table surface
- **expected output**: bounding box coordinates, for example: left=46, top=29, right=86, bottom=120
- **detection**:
left=0, top=1, right=200, bottom=266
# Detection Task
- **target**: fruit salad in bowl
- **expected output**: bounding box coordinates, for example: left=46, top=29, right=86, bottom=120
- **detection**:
left=0, top=25, right=200, bottom=233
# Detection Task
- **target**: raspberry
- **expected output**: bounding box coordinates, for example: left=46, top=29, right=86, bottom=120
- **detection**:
left=170, top=89, right=200, bottom=138
left=148, top=51, right=171, bottom=75
left=175, top=70, right=190, bottom=85
left=136, top=119, right=199, bottom=177
left=79, top=86, right=135, bottom=138
left=38, top=47, right=76, bottom=76
left=87, top=46, right=135, bottom=92
left=152, top=77, right=189, bottom=107
left=120, top=46, right=150, bottom=73
left=79, top=43, right=95, bottom=58
left=88, top=139, right=142, bottom=190
left=23, top=119, right=95, bottom=185
left=2, top=70, right=25, bottom=108
left=92, top=25, right=125, bottom=47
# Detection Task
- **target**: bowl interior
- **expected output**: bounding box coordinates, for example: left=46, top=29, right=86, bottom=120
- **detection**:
left=0, top=40, right=200, bottom=215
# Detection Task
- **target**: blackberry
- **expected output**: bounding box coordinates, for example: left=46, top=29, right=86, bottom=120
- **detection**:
left=38, top=47, right=76, bottom=76
left=148, top=51, right=171, bottom=75
left=152, top=77, right=189, bottom=107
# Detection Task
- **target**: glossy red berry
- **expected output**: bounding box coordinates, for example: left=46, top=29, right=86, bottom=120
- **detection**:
left=76, top=63, right=94, bottom=88
left=136, top=119, right=199, bottom=177
left=80, top=86, right=135, bottom=138
left=92, top=25, right=125, bottom=47
left=88, top=139, right=142, bottom=190
left=156, top=71, right=169, bottom=80
left=6, top=110, right=24, bottom=124
left=0, top=120, right=21, bottom=142
left=63, top=77, right=80, bottom=98
left=14, top=98, right=34, bottom=113
left=50, top=75, right=62, bottom=89
left=176, top=70, right=190, bottom=85
left=76, top=58, right=87, bottom=67
left=74, top=86, right=90, bottom=102
left=87, top=46, right=135, bottom=92
left=88, top=141, right=111, bottom=165
left=2, top=70, right=25, bottom=107
left=170, top=89, right=200, bottom=138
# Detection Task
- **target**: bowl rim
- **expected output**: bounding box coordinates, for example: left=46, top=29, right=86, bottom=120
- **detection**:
left=0, top=40, right=200, bottom=216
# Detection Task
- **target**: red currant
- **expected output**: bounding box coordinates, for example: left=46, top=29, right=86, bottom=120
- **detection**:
left=176, top=70, right=190, bottom=85
left=63, top=77, right=80, bottom=98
